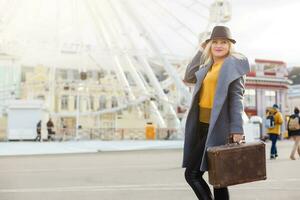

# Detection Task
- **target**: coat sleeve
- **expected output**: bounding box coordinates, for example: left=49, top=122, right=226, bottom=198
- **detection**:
left=183, top=50, right=202, bottom=84
left=228, top=75, right=246, bottom=134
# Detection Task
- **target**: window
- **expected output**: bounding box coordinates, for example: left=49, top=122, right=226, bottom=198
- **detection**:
left=74, top=96, right=77, bottom=109
left=21, top=67, right=34, bottom=82
left=60, top=70, right=68, bottom=80
left=67, top=70, right=74, bottom=81
left=99, top=95, right=106, bottom=110
left=83, top=98, right=88, bottom=110
left=61, top=95, right=69, bottom=110
left=244, top=89, right=256, bottom=108
left=36, top=95, right=45, bottom=100
left=87, top=71, right=93, bottom=80
left=73, top=70, right=79, bottom=80
left=111, top=96, right=118, bottom=108
left=90, top=96, right=94, bottom=110
left=158, top=102, right=164, bottom=111
left=265, top=91, right=276, bottom=107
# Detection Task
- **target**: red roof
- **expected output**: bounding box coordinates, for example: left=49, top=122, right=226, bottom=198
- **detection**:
left=255, top=59, right=286, bottom=66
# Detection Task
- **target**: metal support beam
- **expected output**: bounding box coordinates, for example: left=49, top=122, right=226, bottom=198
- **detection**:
left=123, top=1, right=191, bottom=105
left=108, top=0, right=167, bottom=127
left=85, top=0, right=133, bottom=101
left=118, top=1, right=181, bottom=128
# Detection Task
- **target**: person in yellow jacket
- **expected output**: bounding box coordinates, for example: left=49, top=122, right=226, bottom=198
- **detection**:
left=267, top=104, right=283, bottom=159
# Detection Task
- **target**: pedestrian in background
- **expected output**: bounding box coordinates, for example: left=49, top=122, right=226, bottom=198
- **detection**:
left=266, top=104, right=283, bottom=159
left=287, top=107, right=300, bottom=160
left=182, top=26, right=249, bottom=200
left=35, top=120, right=42, bottom=141
left=47, top=118, right=55, bottom=141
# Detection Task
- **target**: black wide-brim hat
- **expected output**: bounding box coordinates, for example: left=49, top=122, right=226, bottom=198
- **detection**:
left=205, top=26, right=236, bottom=44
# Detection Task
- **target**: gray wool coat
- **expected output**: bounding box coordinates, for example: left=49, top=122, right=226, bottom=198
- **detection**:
left=182, top=50, right=250, bottom=171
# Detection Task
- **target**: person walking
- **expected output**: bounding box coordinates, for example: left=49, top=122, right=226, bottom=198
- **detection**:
left=287, top=107, right=300, bottom=160
left=35, top=120, right=42, bottom=141
left=266, top=104, right=283, bottom=159
left=47, top=118, right=55, bottom=141
left=182, top=26, right=249, bottom=200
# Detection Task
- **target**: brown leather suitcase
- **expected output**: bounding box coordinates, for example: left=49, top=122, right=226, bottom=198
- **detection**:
left=207, top=141, right=267, bottom=188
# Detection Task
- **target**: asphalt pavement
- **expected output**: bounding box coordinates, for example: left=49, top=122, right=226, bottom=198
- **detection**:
left=0, top=140, right=299, bottom=200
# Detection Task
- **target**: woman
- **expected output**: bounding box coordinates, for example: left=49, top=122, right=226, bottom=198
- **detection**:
left=182, top=26, right=250, bottom=200
left=287, top=107, right=300, bottom=160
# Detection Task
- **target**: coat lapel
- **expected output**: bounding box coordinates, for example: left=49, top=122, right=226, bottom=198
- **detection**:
left=193, top=62, right=212, bottom=98
left=185, top=62, right=211, bottom=123
left=207, top=56, right=250, bottom=137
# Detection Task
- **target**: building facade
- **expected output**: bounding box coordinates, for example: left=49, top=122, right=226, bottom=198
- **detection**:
left=12, top=65, right=177, bottom=140
left=244, top=59, right=291, bottom=122
left=287, top=66, right=300, bottom=114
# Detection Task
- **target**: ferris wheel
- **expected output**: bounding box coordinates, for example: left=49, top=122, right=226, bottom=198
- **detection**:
left=0, top=0, right=232, bottom=130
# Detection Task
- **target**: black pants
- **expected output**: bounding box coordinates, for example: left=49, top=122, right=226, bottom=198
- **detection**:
left=47, top=129, right=55, bottom=141
left=35, top=131, right=41, bottom=141
left=184, top=122, right=229, bottom=200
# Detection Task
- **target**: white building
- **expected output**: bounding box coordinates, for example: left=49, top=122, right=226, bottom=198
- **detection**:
left=287, top=67, right=300, bottom=114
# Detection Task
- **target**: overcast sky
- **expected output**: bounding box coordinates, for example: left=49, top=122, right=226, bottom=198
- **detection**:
left=1, top=0, right=299, bottom=67
left=227, top=0, right=300, bottom=66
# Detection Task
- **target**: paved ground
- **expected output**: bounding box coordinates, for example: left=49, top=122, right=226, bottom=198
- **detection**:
left=0, top=140, right=299, bottom=200
left=0, top=140, right=184, bottom=156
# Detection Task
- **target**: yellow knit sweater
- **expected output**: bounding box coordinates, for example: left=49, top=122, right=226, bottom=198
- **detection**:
left=199, top=61, right=224, bottom=123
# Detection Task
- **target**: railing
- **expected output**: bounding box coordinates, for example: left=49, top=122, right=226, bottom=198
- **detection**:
left=0, top=127, right=180, bottom=141
left=51, top=127, right=180, bottom=141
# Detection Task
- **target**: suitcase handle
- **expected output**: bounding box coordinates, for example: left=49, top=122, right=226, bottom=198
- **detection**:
left=228, top=134, right=246, bottom=144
